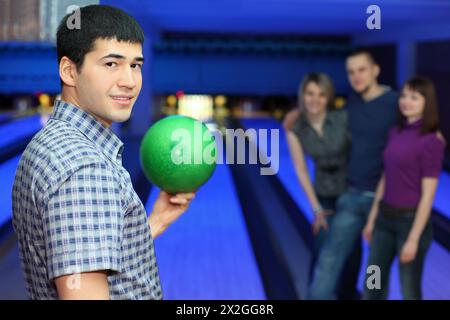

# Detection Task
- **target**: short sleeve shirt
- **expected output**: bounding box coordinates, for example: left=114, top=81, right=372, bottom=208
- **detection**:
left=291, top=109, right=349, bottom=197
left=12, top=100, right=163, bottom=300
left=346, top=89, right=399, bottom=191
left=382, top=119, right=445, bottom=207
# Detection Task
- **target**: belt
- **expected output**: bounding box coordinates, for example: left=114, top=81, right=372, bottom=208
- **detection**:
left=379, top=201, right=416, bottom=217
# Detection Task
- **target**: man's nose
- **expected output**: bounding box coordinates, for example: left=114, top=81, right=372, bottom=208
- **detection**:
left=118, top=66, right=136, bottom=89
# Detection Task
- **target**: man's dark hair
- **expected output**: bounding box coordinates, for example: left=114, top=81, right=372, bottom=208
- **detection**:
left=347, top=48, right=378, bottom=65
left=57, top=5, right=144, bottom=73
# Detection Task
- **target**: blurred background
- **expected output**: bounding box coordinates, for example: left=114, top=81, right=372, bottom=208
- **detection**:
left=0, top=0, right=449, bottom=300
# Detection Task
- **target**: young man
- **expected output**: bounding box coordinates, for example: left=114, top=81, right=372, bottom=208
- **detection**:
left=307, top=49, right=399, bottom=299
left=12, top=5, right=194, bottom=300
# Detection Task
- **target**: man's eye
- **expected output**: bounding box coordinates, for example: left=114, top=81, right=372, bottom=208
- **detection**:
left=105, top=62, right=117, bottom=67
left=131, top=64, right=142, bottom=69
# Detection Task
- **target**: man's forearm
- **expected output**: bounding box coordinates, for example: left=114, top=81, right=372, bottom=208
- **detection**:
left=148, top=214, right=167, bottom=239
left=408, top=178, right=438, bottom=242
left=408, top=194, right=433, bottom=242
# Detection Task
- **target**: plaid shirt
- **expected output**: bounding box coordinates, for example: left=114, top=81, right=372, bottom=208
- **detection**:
left=12, top=100, right=162, bottom=300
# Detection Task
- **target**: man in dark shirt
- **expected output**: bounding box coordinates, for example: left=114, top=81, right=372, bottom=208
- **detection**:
left=308, top=49, right=399, bottom=299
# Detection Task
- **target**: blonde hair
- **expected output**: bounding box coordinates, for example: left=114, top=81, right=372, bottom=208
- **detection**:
left=298, top=72, right=335, bottom=110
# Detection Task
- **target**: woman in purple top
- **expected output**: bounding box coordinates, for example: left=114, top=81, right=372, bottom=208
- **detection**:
left=362, top=76, right=445, bottom=300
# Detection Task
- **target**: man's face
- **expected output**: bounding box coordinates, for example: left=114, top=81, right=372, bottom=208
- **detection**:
left=346, top=54, right=379, bottom=94
left=73, top=38, right=143, bottom=126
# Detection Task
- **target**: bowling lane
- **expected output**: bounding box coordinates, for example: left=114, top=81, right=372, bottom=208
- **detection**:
left=0, top=114, right=42, bottom=150
left=241, top=116, right=450, bottom=299
left=434, top=171, right=450, bottom=220
left=0, top=116, right=44, bottom=299
left=145, top=156, right=266, bottom=299
left=0, top=114, right=10, bottom=124
left=239, top=118, right=316, bottom=223
left=0, top=155, right=21, bottom=228
left=0, top=115, right=44, bottom=229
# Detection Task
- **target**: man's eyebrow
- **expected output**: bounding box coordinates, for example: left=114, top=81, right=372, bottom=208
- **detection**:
left=100, top=54, right=144, bottom=62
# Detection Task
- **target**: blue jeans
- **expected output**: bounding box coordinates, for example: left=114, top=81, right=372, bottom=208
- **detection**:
left=309, top=189, right=374, bottom=299
left=363, top=211, right=433, bottom=300
left=312, top=196, right=362, bottom=300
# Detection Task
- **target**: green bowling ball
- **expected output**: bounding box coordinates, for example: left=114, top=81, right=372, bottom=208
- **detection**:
left=140, top=115, right=217, bottom=193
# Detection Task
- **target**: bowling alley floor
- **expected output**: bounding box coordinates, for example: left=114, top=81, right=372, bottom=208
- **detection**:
left=1, top=167, right=450, bottom=300
left=0, top=230, right=28, bottom=300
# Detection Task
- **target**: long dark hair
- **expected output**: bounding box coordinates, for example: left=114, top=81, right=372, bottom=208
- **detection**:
left=399, top=76, right=439, bottom=134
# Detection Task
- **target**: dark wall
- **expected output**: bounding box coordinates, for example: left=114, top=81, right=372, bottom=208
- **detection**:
left=0, top=43, right=59, bottom=94
left=417, top=40, right=450, bottom=165
left=363, top=44, right=397, bottom=90
left=152, top=53, right=350, bottom=96
left=151, top=36, right=352, bottom=96
left=0, top=40, right=352, bottom=98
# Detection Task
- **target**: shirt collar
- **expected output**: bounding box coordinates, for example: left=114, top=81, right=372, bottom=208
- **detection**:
left=300, top=110, right=333, bottom=128
left=50, top=100, right=124, bottom=162
left=350, top=86, right=392, bottom=103
left=405, top=118, right=423, bottom=130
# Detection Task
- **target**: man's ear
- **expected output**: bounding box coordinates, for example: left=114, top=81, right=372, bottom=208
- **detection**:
left=59, top=56, right=78, bottom=87
left=372, top=64, right=380, bottom=78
